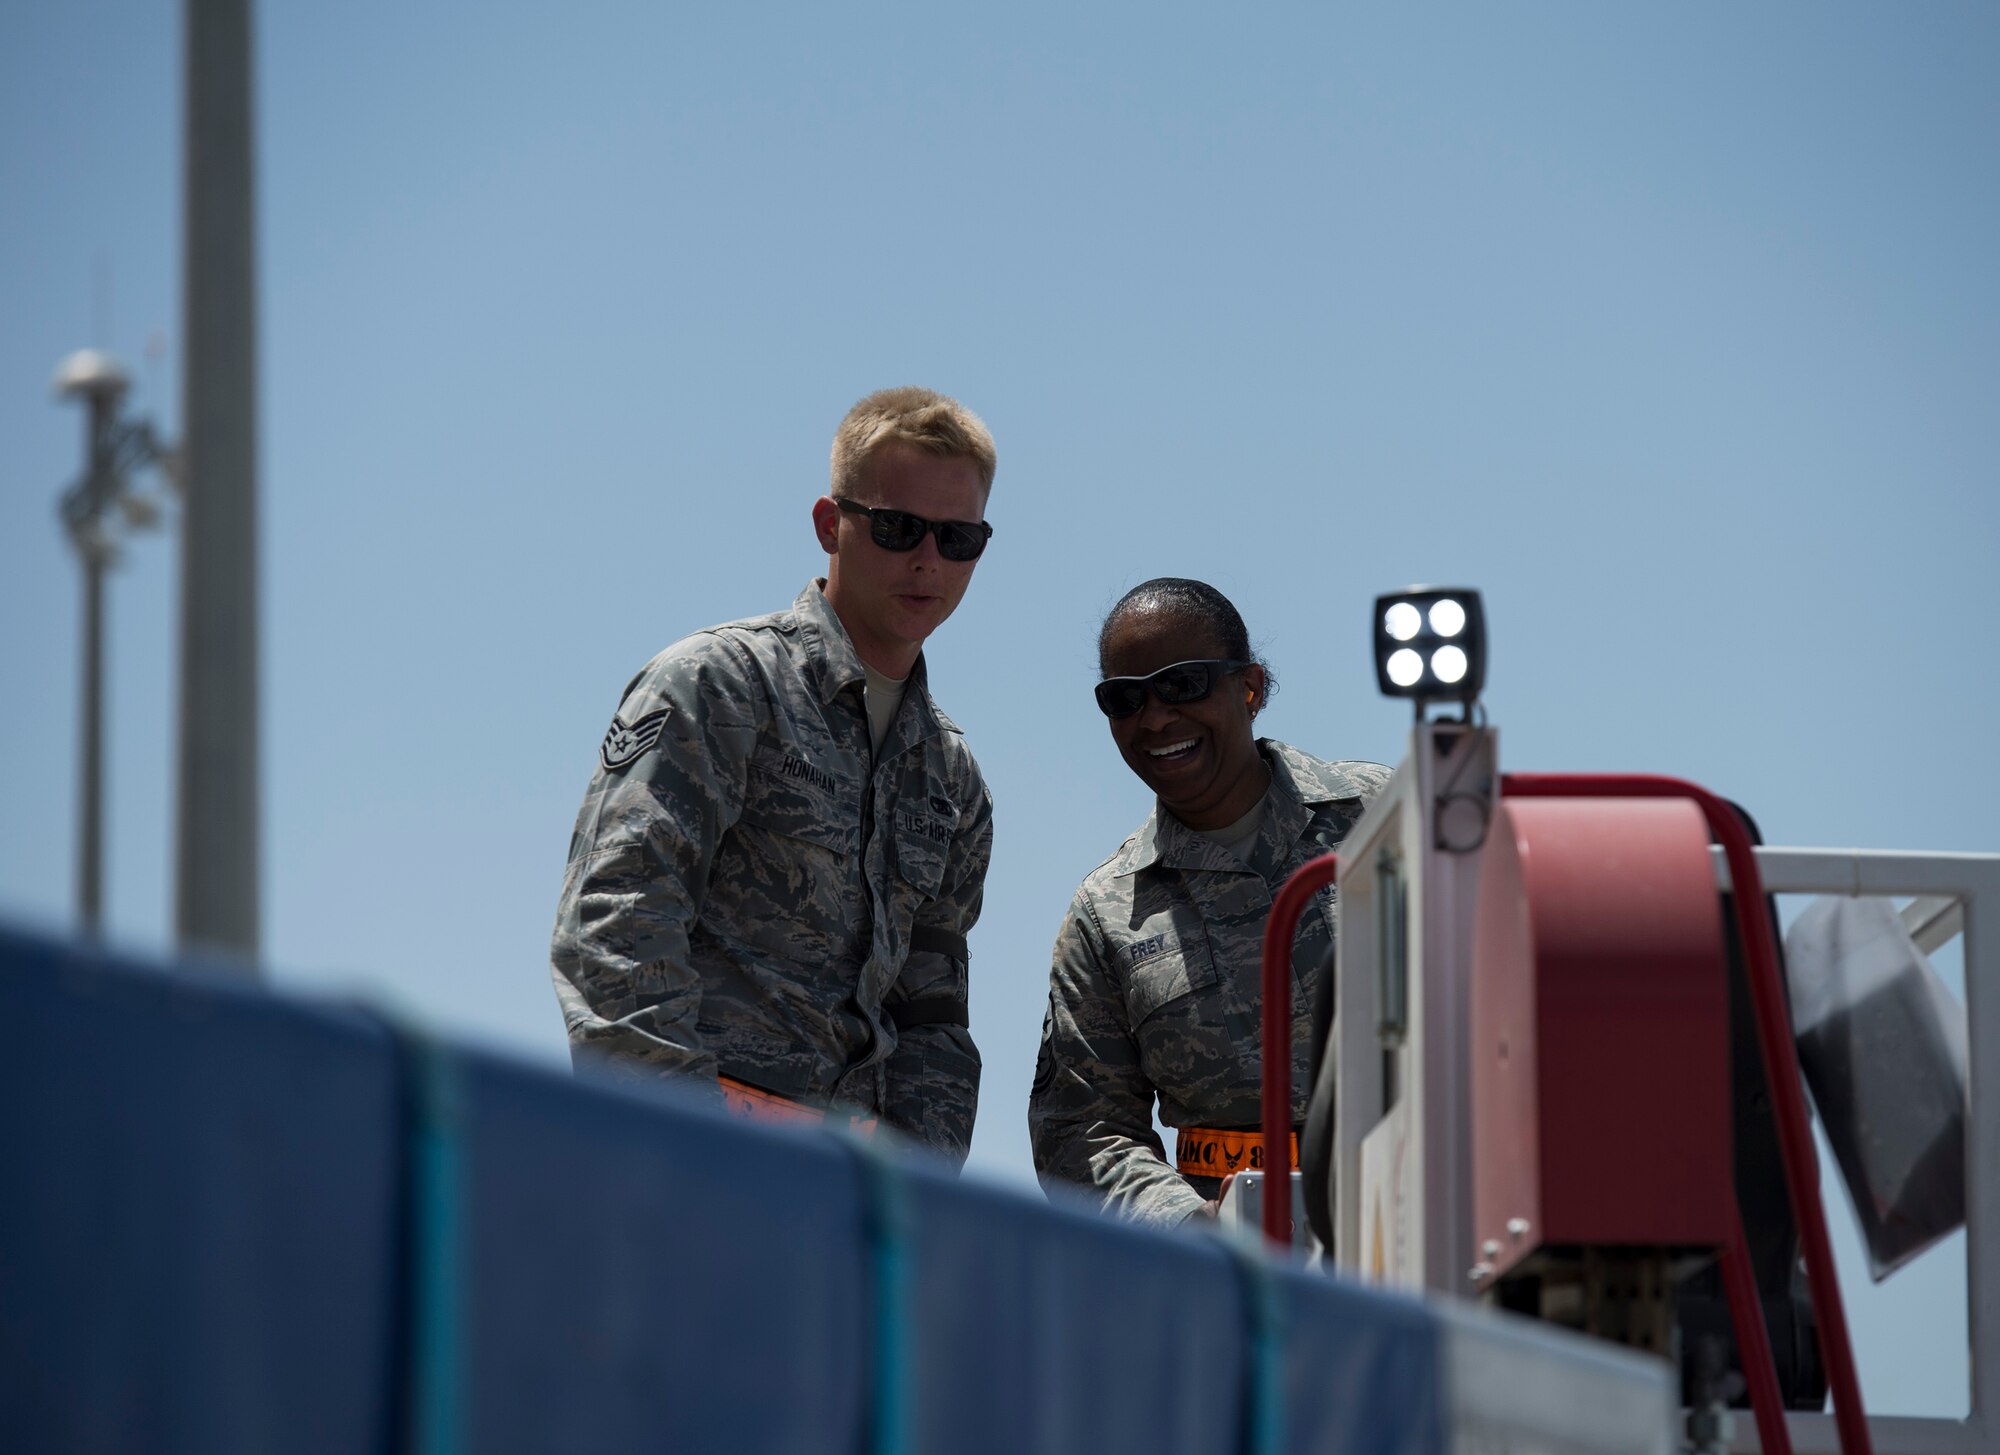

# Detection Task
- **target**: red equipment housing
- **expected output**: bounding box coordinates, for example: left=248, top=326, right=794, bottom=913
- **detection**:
left=1264, top=767, right=1876, bottom=1455
left=1471, top=797, right=1734, bottom=1269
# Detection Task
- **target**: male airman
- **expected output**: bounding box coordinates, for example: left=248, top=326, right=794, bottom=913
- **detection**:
left=550, top=387, right=997, bottom=1161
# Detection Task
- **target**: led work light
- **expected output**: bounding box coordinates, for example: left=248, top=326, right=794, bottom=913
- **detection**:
left=1374, top=586, right=1486, bottom=713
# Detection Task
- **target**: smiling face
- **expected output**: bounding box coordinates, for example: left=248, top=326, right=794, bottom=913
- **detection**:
left=1099, top=602, right=1269, bottom=831
left=814, top=439, right=989, bottom=677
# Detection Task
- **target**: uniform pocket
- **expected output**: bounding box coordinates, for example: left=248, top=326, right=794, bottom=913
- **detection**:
left=1123, top=931, right=1220, bottom=1026
left=741, top=745, right=860, bottom=854
left=892, top=805, right=951, bottom=897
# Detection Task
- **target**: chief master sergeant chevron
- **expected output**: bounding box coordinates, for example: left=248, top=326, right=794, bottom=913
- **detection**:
left=549, top=387, right=998, bottom=1164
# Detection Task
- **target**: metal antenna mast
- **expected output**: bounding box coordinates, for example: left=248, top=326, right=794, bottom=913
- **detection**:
left=53, top=352, right=175, bottom=935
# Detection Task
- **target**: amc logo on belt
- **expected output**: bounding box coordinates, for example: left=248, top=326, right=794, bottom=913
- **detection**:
left=1174, top=1128, right=1300, bottom=1177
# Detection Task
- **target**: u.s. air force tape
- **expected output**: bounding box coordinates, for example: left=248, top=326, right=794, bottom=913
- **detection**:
left=1174, top=1127, right=1300, bottom=1177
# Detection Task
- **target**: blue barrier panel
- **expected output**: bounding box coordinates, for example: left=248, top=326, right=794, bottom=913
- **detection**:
left=902, top=1168, right=1246, bottom=1455
left=443, top=1052, right=868, bottom=1455
left=0, top=921, right=1458, bottom=1455
left=1279, top=1266, right=1443, bottom=1455
left=0, top=928, right=403, bottom=1455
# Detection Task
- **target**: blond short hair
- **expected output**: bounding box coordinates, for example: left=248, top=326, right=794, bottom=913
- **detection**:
left=830, top=387, right=997, bottom=498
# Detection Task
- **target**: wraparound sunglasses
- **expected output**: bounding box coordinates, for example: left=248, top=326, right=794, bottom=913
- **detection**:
left=836, top=498, right=993, bottom=563
left=1093, top=658, right=1253, bottom=720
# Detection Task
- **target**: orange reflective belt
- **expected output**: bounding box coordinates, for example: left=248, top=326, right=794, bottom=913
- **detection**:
left=717, top=1075, right=878, bottom=1135
left=1175, top=1127, right=1299, bottom=1178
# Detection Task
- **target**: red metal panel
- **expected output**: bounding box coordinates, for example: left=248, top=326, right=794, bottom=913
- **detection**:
left=1472, top=798, right=1733, bottom=1275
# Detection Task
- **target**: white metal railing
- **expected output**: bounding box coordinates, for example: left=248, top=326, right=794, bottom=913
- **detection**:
left=1711, top=847, right=2000, bottom=1455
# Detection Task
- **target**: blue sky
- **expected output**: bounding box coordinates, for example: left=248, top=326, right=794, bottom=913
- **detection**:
left=4, top=0, right=1994, bottom=1418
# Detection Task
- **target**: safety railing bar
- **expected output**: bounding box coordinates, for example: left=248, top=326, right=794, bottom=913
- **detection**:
left=1260, top=852, right=1340, bottom=1250
left=1709, top=846, right=2000, bottom=899
left=1704, top=842, right=1990, bottom=1447
left=1901, top=896, right=1965, bottom=955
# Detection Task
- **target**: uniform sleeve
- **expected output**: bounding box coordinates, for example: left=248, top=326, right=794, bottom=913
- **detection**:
left=548, top=639, right=759, bottom=1090
left=879, top=771, right=992, bottom=1166
left=1027, top=890, right=1209, bottom=1227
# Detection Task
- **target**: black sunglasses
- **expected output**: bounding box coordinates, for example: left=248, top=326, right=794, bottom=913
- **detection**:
left=1093, top=658, right=1253, bottom=720
left=835, top=497, right=993, bottom=563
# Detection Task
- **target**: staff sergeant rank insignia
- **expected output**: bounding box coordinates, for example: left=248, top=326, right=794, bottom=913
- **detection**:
left=600, top=709, right=669, bottom=771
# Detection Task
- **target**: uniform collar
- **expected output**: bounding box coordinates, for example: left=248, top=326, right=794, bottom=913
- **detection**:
left=1114, top=738, right=1370, bottom=876
left=792, top=580, right=956, bottom=744
left=793, top=580, right=869, bottom=701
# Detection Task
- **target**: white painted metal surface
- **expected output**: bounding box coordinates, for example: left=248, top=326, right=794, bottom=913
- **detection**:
left=1214, top=1168, right=1310, bottom=1247
left=1330, top=720, right=1496, bottom=1294
left=1435, top=1300, right=1676, bottom=1455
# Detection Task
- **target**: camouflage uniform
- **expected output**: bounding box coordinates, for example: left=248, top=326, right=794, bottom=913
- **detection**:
left=551, top=581, right=992, bottom=1164
left=1028, top=742, right=1388, bottom=1224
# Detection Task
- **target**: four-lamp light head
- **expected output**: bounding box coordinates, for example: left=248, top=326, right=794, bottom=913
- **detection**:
left=1373, top=587, right=1486, bottom=713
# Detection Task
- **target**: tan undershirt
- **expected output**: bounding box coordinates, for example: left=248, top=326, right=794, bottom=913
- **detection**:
left=863, top=663, right=909, bottom=756
left=1192, top=789, right=1270, bottom=864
